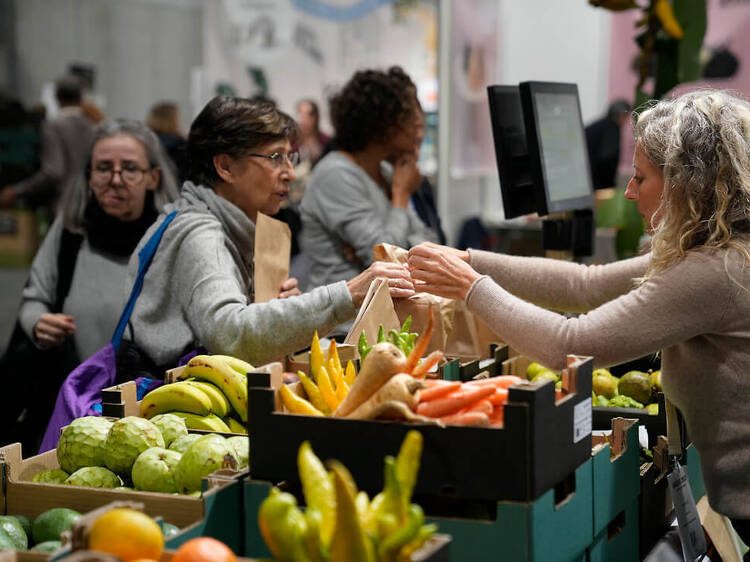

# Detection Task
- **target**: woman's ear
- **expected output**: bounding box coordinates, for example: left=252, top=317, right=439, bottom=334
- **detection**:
left=145, top=167, right=161, bottom=191
left=213, top=154, right=235, bottom=183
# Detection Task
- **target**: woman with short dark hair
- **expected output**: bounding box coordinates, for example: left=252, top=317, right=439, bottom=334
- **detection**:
left=121, top=95, right=413, bottom=369
left=299, top=67, right=439, bottom=294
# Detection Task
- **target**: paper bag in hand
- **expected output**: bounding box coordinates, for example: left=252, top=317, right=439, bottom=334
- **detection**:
left=344, top=278, right=401, bottom=356
left=254, top=212, right=291, bottom=303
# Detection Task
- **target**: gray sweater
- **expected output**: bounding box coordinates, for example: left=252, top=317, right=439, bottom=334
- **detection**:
left=300, top=151, right=439, bottom=289
left=19, top=217, right=129, bottom=360
left=124, top=181, right=356, bottom=367
left=466, top=248, right=750, bottom=517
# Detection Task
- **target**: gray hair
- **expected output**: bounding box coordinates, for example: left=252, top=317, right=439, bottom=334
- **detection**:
left=60, top=118, right=180, bottom=232
left=634, top=90, right=750, bottom=276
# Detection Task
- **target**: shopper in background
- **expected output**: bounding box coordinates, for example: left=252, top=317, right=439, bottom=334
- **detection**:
left=294, top=99, right=330, bottom=167
left=585, top=98, right=631, bottom=189
left=146, top=101, right=188, bottom=183
left=300, top=66, right=439, bottom=294
left=3, top=118, right=179, bottom=452
left=408, top=90, right=750, bottom=542
left=0, top=75, right=95, bottom=211
left=120, top=96, right=414, bottom=371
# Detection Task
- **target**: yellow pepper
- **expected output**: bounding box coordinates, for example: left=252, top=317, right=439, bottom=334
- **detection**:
left=345, top=360, right=357, bottom=386
left=279, top=385, right=324, bottom=417
left=298, top=371, right=330, bottom=415
left=298, top=441, right=336, bottom=547
left=317, top=365, right=340, bottom=412
left=310, top=331, right=325, bottom=383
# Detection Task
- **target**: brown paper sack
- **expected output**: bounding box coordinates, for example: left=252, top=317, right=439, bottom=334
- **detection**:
left=344, top=278, right=401, bottom=356
left=254, top=212, right=291, bottom=303
left=374, top=243, right=505, bottom=359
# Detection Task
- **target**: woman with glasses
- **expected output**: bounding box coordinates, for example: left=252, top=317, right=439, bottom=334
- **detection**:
left=120, top=96, right=414, bottom=370
left=8, top=118, right=179, bottom=450
left=299, top=67, right=440, bottom=297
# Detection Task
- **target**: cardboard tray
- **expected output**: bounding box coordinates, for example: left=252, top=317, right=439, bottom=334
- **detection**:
left=0, top=443, right=245, bottom=530
left=247, top=355, right=593, bottom=503
left=592, top=392, right=667, bottom=447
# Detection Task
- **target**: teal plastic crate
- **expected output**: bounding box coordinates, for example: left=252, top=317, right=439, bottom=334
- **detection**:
left=424, top=459, right=593, bottom=562
left=244, top=479, right=273, bottom=559
left=587, top=499, right=639, bottom=562
left=591, top=419, right=640, bottom=535
left=164, top=471, right=246, bottom=554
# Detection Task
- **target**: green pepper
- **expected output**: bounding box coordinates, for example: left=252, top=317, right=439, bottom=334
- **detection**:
left=257, top=487, right=311, bottom=562
left=376, top=456, right=404, bottom=538
left=389, top=328, right=401, bottom=348
left=377, top=324, right=386, bottom=343
left=358, top=331, right=371, bottom=362
left=400, top=315, right=412, bottom=334
left=404, top=333, right=417, bottom=357
left=378, top=503, right=424, bottom=562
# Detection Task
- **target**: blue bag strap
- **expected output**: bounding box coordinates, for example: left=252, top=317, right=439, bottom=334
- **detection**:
left=111, top=210, right=178, bottom=350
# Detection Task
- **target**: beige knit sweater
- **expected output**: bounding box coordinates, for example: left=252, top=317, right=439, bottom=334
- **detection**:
left=467, top=248, right=750, bottom=518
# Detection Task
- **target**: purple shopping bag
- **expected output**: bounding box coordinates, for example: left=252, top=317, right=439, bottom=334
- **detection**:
left=38, top=211, right=178, bottom=453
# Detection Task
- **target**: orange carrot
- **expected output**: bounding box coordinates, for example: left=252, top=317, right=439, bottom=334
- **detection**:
left=465, top=375, right=525, bottom=389
left=411, top=350, right=444, bottom=378
left=416, top=385, right=495, bottom=418
left=417, top=381, right=461, bottom=402
left=423, top=379, right=456, bottom=388
left=488, top=388, right=509, bottom=406
left=489, top=405, right=504, bottom=427
left=440, top=411, right=490, bottom=427
left=404, top=306, right=434, bottom=374
left=461, top=399, right=493, bottom=417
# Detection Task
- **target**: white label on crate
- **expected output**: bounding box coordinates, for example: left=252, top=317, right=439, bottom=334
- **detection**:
left=573, top=400, right=592, bottom=443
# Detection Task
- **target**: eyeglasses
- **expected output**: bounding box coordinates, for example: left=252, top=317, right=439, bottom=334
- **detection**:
left=246, top=151, right=300, bottom=169
left=90, top=164, right=153, bottom=186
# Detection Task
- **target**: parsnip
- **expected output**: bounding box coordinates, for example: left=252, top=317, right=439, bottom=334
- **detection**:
left=345, top=374, right=424, bottom=420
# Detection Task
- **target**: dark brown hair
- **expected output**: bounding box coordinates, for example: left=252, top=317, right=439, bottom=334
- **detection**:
left=187, top=96, right=297, bottom=188
left=329, top=66, right=419, bottom=152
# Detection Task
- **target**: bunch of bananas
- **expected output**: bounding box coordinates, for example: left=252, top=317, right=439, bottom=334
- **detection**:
left=259, top=431, right=437, bottom=562
left=279, top=333, right=357, bottom=416
left=140, top=354, right=253, bottom=433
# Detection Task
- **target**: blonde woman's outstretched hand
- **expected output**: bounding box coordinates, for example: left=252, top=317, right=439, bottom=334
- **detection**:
left=407, top=242, right=480, bottom=300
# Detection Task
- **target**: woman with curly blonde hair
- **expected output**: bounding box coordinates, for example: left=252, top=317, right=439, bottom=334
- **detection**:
left=407, top=90, right=750, bottom=538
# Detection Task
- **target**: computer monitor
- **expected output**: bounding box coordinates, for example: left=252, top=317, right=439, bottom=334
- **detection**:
left=519, top=81, right=594, bottom=216
left=487, top=81, right=594, bottom=218
left=487, top=85, right=537, bottom=219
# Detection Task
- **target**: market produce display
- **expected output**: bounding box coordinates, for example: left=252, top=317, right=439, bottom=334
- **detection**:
left=0, top=507, right=79, bottom=554
left=590, top=367, right=661, bottom=414
left=28, top=414, right=246, bottom=494
left=139, top=354, right=253, bottom=432
left=258, top=430, right=437, bottom=562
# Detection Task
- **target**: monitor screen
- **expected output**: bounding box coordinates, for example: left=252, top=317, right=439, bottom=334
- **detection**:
left=487, top=85, right=539, bottom=219
left=520, top=82, right=594, bottom=215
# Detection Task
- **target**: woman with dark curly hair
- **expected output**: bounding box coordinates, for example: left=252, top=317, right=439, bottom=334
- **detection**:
left=299, top=66, right=439, bottom=294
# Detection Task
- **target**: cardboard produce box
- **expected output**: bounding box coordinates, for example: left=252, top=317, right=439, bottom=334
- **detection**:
left=247, top=355, right=593, bottom=503
left=0, top=442, right=245, bottom=530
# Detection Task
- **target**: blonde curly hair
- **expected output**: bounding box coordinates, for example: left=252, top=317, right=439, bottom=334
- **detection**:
left=635, top=90, right=750, bottom=278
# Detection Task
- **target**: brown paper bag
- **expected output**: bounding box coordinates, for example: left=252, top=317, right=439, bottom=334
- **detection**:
left=393, top=294, right=447, bottom=354
left=344, top=278, right=401, bottom=356
left=254, top=212, right=291, bottom=303
left=373, top=242, right=408, bottom=264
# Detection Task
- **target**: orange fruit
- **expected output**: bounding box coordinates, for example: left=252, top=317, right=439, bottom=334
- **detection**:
left=172, top=537, right=237, bottom=562
left=88, top=508, right=164, bottom=562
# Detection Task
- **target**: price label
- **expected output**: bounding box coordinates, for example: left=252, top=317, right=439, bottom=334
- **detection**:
left=573, top=400, right=592, bottom=443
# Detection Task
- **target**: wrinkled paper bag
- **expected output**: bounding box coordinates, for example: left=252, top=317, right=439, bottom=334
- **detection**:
left=254, top=212, right=291, bottom=303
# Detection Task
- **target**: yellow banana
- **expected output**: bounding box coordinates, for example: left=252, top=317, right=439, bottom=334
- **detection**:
left=210, top=354, right=254, bottom=375
left=279, top=385, right=324, bottom=417
left=170, top=411, right=232, bottom=433
left=183, top=380, right=231, bottom=418
left=140, top=381, right=213, bottom=419
left=654, top=0, right=683, bottom=39
left=225, top=417, right=247, bottom=434
left=181, top=355, right=248, bottom=422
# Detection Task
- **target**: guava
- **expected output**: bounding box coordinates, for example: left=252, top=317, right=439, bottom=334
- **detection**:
left=175, top=434, right=239, bottom=493
left=65, top=466, right=122, bottom=488
left=651, top=370, right=662, bottom=392
left=162, top=522, right=180, bottom=539
left=131, top=447, right=182, bottom=493
left=8, top=514, right=31, bottom=540
left=0, top=515, right=27, bottom=550
left=593, top=374, right=618, bottom=399
left=525, top=362, right=547, bottom=380
left=31, top=508, right=81, bottom=544
left=31, top=468, right=70, bottom=484
left=618, top=371, right=652, bottom=405
left=103, top=416, right=165, bottom=476
left=532, top=370, right=559, bottom=384
left=592, top=367, right=616, bottom=380
left=56, top=416, right=112, bottom=473
left=169, top=433, right=201, bottom=454
left=30, top=540, right=63, bottom=553
left=226, top=436, right=249, bottom=469
left=149, top=413, right=188, bottom=448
